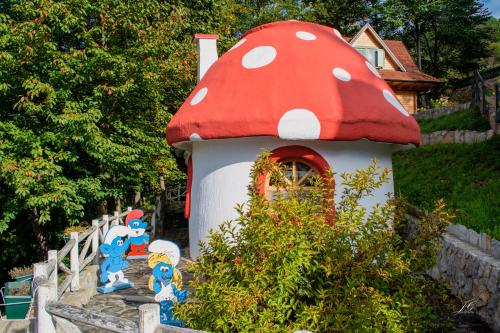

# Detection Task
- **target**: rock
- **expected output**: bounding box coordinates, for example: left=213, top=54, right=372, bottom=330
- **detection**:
left=442, top=131, right=454, bottom=144
left=472, top=282, right=490, bottom=307
left=486, top=268, right=499, bottom=293
left=492, top=240, right=500, bottom=260
left=468, top=230, right=480, bottom=247
left=464, top=131, right=476, bottom=144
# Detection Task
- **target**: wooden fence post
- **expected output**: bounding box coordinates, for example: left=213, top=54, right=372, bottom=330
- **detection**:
left=47, top=250, right=58, bottom=291
left=92, top=219, right=99, bottom=264
left=151, top=204, right=157, bottom=239
left=113, top=211, right=120, bottom=226
left=33, top=262, right=47, bottom=283
left=102, top=214, right=110, bottom=237
left=138, top=303, right=160, bottom=333
left=35, top=282, right=56, bottom=333
left=127, top=206, right=133, bottom=213
left=70, top=232, right=80, bottom=291
left=34, top=262, right=56, bottom=333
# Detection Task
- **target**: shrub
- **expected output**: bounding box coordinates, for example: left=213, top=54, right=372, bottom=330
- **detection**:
left=176, top=153, right=452, bottom=332
left=8, top=266, right=32, bottom=279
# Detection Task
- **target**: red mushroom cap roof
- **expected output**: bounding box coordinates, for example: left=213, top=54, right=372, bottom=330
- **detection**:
left=166, top=21, right=420, bottom=146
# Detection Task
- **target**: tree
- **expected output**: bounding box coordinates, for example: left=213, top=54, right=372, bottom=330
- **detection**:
left=304, top=0, right=379, bottom=34
left=480, top=18, right=500, bottom=68
left=372, top=0, right=492, bottom=83
left=0, top=0, right=240, bottom=281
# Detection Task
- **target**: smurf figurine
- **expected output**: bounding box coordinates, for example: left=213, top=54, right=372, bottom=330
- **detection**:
left=125, top=209, right=150, bottom=259
left=97, top=225, right=134, bottom=293
left=148, top=240, right=187, bottom=326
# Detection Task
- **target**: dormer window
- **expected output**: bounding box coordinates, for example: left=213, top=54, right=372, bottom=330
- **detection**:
left=356, top=47, right=385, bottom=68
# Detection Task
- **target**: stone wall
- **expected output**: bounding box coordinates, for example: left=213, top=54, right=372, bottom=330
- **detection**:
left=420, top=129, right=495, bottom=145
left=413, top=102, right=471, bottom=120
left=60, top=265, right=98, bottom=307
left=429, top=231, right=500, bottom=332
left=406, top=206, right=500, bottom=331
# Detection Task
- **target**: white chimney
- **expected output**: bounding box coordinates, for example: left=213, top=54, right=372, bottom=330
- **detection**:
left=194, top=34, right=219, bottom=82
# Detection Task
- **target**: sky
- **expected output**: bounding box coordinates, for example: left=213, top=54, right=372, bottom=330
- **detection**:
left=481, top=0, right=500, bottom=18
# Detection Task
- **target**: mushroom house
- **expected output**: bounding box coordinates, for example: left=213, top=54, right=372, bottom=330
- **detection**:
left=166, top=21, right=420, bottom=259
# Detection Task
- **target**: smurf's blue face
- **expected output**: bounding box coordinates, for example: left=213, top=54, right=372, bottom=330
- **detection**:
left=100, top=237, right=130, bottom=257
left=129, top=219, right=148, bottom=237
left=153, top=262, right=174, bottom=283
left=129, top=219, right=147, bottom=229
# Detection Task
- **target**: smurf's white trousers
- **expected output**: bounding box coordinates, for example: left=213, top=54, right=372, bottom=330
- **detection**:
left=105, top=270, right=129, bottom=288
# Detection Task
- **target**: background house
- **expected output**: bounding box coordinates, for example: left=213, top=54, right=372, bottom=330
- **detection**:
left=346, top=24, right=440, bottom=114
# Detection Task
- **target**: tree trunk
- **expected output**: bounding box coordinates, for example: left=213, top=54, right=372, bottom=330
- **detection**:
left=134, top=191, right=141, bottom=205
left=416, top=22, right=422, bottom=70
left=115, top=197, right=122, bottom=214
left=97, top=200, right=108, bottom=216
left=31, top=208, right=48, bottom=256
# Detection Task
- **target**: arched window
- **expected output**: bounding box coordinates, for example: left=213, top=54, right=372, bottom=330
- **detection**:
left=265, top=159, right=320, bottom=200
left=258, top=146, right=331, bottom=200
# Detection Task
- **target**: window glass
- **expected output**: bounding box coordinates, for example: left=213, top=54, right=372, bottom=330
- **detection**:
left=266, top=160, right=319, bottom=200
left=356, top=48, right=378, bottom=67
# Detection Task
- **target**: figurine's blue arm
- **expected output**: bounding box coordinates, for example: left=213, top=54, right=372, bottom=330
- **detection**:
left=172, top=285, right=187, bottom=302
left=121, top=258, right=129, bottom=270
left=153, top=279, right=162, bottom=294
left=100, top=259, right=110, bottom=283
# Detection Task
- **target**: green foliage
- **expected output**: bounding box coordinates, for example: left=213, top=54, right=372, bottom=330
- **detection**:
left=302, top=0, right=378, bottom=35
left=0, top=0, right=242, bottom=283
left=393, top=135, right=500, bottom=239
left=371, top=0, right=492, bottom=83
left=480, top=18, right=500, bottom=69
left=176, top=153, right=452, bottom=332
left=233, top=0, right=378, bottom=36
left=417, top=107, right=491, bottom=133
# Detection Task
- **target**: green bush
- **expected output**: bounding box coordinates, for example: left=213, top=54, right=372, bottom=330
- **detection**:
left=176, top=153, right=453, bottom=332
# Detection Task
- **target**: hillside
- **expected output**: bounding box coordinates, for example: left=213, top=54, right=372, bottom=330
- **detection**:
left=417, top=107, right=491, bottom=133
left=393, top=136, right=500, bottom=239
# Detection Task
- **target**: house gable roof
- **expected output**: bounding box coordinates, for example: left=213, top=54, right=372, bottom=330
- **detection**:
left=349, top=23, right=406, bottom=72
left=382, top=40, right=440, bottom=83
left=346, top=25, right=440, bottom=86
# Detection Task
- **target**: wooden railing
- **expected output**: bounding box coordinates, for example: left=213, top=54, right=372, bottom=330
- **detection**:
left=31, top=206, right=161, bottom=333
left=43, top=302, right=206, bottom=333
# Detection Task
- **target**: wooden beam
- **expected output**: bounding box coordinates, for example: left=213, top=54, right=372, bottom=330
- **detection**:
left=45, top=302, right=138, bottom=333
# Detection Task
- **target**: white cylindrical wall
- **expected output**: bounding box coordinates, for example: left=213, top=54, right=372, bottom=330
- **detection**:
left=189, top=137, right=395, bottom=259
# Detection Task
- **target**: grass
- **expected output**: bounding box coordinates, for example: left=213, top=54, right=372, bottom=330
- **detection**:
left=417, top=107, right=491, bottom=133
left=393, top=135, right=500, bottom=239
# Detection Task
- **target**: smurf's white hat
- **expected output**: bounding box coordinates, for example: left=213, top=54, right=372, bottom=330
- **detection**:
left=148, top=240, right=180, bottom=267
left=104, top=225, right=129, bottom=245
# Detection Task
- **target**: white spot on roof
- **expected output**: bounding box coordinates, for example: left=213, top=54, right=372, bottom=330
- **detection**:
left=383, top=89, right=409, bottom=117
left=189, top=133, right=203, bottom=141
left=333, top=28, right=348, bottom=43
left=365, top=61, right=381, bottom=78
left=296, top=31, right=316, bottom=41
left=333, top=68, right=351, bottom=81
left=242, top=46, right=277, bottom=69
left=278, top=109, right=321, bottom=139
left=230, top=38, right=246, bottom=51
left=190, top=87, right=208, bottom=106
